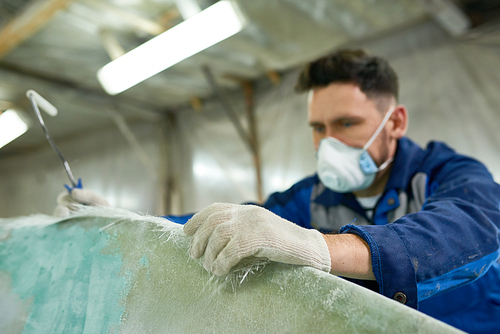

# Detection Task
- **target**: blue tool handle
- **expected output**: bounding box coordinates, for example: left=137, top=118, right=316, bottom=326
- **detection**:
left=64, top=178, right=83, bottom=193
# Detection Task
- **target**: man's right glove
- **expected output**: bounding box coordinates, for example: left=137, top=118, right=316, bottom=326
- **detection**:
left=183, top=203, right=332, bottom=276
left=54, top=188, right=110, bottom=217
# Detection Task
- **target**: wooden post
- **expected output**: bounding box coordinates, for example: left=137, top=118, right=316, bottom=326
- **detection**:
left=160, top=113, right=176, bottom=215
left=202, top=66, right=264, bottom=203
left=242, top=81, right=263, bottom=203
left=201, top=65, right=253, bottom=152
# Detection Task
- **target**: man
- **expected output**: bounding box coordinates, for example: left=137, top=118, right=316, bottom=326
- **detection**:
left=58, top=50, right=500, bottom=333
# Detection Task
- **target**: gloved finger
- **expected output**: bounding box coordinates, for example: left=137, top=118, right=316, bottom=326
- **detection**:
left=183, top=203, right=232, bottom=236
left=56, top=192, right=82, bottom=214
left=211, top=238, right=260, bottom=276
left=53, top=204, right=70, bottom=218
left=183, top=208, right=213, bottom=237
left=57, top=191, right=76, bottom=207
left=202, top=222, right=234, bottom=272
left=71, top=188, right=110, bottom=206
left=189, top=209, right=232, bottom=259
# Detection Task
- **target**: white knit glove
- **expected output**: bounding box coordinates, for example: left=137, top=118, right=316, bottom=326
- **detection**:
left=54, top=188, right=110, bottom=217
left=183, top=203, right=331, bottom=276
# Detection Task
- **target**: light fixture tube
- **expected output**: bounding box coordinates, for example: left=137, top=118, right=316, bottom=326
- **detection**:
left=0, top=109, right=29, bottom=149
left=97, top=0, right=247, bottom=95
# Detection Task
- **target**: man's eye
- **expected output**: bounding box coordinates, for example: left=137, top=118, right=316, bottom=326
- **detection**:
left=313, top=126, right=325, bottom=133
left=342, top=122, right=352, bottom=128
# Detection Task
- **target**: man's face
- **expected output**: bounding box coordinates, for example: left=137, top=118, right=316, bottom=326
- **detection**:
left=308, top=83, right=396, bottom=170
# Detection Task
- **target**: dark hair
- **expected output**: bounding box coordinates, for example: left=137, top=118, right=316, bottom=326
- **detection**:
left=295, top=49, right=399, bottom=103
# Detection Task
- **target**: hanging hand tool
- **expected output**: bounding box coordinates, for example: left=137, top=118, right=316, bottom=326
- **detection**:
left=26, top=90, right=82, bottom=192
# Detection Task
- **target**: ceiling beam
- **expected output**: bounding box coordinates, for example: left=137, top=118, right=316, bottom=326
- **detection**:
left=0, top=0, right=74, bottom=60
left=421, top=0, right=471, bottom=36
left=0, top=61, right=170, bottom=117
left=99, top=28, right=126, bottom=60
left=0, top=100, right=13, bottom=111
left=83, top=0, right=166, bottom=36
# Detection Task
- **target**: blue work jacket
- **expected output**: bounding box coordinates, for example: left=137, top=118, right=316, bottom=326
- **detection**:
left=168, top=137, right=500, bottom=333
left=263, top=137, right=500, bottom=333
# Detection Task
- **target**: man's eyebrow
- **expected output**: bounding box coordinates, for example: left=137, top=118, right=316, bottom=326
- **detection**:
left=309, top=116, right=362, bottom=126
left=335, top=116, right=362, bottom=122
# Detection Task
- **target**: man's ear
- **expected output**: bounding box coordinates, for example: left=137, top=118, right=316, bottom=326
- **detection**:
left=389, top=105, right=408, bottom=139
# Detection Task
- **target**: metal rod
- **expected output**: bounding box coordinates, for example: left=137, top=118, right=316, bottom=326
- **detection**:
left=28, top=93, right=77, bottom=188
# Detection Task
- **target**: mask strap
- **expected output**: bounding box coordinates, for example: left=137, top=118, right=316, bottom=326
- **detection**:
left=362, top=107, right=396, bottom=151
left=377, top=156, right=393, bottom=172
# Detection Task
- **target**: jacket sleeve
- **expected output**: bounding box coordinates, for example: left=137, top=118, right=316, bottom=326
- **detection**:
left=263, top=176, right=317, bottom=229
left=340, top=150, right=500, bottom=309
left=162, top=214, right=194, bottom=224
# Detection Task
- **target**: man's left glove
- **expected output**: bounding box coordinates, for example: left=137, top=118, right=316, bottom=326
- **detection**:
left=183, top=203, right=332, bottom=276
left=54, top=188, right=110, bottom=217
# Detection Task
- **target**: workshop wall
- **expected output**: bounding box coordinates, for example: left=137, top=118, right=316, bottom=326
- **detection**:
left=0, top=121, right=164, bottom=217
left=1, top=19, right=500, bottom=218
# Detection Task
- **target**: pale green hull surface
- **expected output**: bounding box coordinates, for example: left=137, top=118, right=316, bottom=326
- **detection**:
left=0, top=208, right=463, bottom=333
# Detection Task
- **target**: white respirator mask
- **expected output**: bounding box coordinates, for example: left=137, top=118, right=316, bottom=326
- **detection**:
left=317, top=107, right=395, bottom=193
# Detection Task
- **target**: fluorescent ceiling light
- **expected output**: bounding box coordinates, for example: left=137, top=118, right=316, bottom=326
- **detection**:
left=0, top=109, right=29, bottom=149
left=97, top=0, right=247, bottom=95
